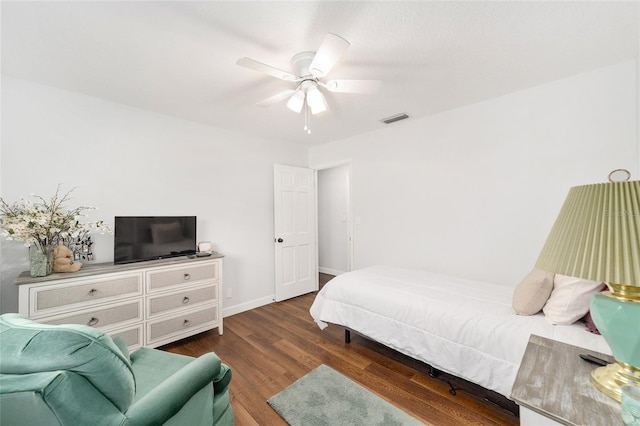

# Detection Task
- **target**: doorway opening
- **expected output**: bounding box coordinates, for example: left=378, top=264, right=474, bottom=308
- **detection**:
left=316, top=161, right=352, bottom=281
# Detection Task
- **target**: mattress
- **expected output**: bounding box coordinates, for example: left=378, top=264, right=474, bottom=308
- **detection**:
left=309, top=266, right=611, bottom=398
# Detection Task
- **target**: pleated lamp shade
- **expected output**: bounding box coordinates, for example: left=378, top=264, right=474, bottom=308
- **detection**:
left=536, top=180, right=640, bottom=289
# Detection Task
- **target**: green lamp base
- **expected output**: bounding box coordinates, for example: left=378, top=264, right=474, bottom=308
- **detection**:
left=590, top=291, right=640, bottom=401
left=591, top=361, right=640, bottom=402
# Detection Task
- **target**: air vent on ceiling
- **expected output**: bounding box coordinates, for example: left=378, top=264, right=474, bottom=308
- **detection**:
left=380, top=113, right=410, bottom=124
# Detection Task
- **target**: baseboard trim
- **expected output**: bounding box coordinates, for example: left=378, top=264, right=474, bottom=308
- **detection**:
left=223, top=268, right=346, bottom=318
left=319, top=267, right=345, bottom=276
left=223, top=295, right=274, bottom=318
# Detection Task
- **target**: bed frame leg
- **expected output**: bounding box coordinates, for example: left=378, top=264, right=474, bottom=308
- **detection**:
left=429, top=365, right=439, bottom=378
left=345, top=329, right=351, bottom=344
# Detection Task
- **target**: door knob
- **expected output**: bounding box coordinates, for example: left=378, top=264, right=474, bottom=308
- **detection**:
left=276, top=238, right=283, bottom=243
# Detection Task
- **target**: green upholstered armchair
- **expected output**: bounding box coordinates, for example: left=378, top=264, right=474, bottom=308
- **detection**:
left=0, top=314, right=234, bottom=426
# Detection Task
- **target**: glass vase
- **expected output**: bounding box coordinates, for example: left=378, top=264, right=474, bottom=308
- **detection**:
left=30, top=245, right=54, bottom=277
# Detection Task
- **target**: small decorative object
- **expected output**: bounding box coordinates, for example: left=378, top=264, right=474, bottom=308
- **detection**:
left=29, top=245, right=54, bottom=277
left=53, top=243, right=82, bottom=273
left=68, top=232, right=95, bottom=261
left=622, top=384, right=640, bottom=426
left=198, top=241, right=213, bottom=254
left=0, top=185, right=110, bottom=277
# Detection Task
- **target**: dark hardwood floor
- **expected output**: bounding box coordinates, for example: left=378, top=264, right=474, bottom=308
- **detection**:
left=161, top=273, right=519, bottom=425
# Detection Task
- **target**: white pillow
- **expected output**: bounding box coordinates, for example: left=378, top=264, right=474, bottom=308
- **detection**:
left=543, top=274, right=605, bottom=325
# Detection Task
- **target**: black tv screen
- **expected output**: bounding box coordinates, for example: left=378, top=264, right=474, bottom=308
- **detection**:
left=114, top=216, right=197, bottom=264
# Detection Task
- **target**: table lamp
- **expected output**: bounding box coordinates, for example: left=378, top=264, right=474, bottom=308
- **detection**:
left=536, top=170, right=640, bottom=402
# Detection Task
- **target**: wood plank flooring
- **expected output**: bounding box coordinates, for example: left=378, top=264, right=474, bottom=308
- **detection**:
left=161, top=273, right=519, bottom=425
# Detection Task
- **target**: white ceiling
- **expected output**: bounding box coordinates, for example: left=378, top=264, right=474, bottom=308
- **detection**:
left=2, top=1, right=638, bottom=146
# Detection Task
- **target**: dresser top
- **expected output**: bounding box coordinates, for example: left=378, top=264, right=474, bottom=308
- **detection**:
left=14, top=253, right=224, bottom=285
left=511, top=334, right=621, bottom=426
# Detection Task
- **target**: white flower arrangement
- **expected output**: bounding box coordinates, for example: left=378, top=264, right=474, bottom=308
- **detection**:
left=0, top=185, right=110, bottom=253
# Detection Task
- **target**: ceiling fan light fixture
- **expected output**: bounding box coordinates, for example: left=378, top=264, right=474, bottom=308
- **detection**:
left=306, top=85, right=327, bottom=115
left=238, top=32, right=380, bottom=134
left=286, top=90, right=305, bottom=113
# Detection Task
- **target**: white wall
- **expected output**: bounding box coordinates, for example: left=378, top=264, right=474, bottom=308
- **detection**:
left=318, top=164, right=350, bottom=275
left=2, top=58, right=638, bottom=314
left=0, top=76, right=308, bottom=314
left=309, top=59, right=640, bottom=287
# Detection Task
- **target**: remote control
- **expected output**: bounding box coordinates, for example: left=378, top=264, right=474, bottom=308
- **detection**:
left=579, top=353, right=608, bottom=367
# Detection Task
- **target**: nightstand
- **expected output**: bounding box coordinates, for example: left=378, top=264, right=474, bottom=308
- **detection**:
left=511, top=334, right=622, bottom=426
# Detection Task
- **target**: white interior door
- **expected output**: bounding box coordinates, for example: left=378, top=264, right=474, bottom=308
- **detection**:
left=274, top=164, right=318, bottom=301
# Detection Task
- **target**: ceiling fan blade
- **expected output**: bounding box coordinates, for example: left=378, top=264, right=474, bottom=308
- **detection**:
left=322, top=79, right=382, bottom=94
left=255, top=89, right=296, bottom=107
left=236, top=57, right=297, bottom=81
left=309, top=33, right=350, bottom=78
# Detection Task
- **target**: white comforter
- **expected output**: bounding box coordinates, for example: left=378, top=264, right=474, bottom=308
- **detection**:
left=309, top=266, right=611, bottom=398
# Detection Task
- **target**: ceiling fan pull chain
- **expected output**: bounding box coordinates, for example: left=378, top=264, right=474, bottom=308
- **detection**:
left=304, top=101, right=311, bottom=134
left=303, top=102, right=307, bottom=132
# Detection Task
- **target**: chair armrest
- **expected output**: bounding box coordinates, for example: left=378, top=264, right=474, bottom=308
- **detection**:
left=124, top=352, right=221, bottom=426
left=213, top=363, right=232, bottom=395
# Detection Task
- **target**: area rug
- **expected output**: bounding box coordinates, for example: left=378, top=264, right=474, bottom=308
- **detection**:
left=267, top=364, right=424, bottom=426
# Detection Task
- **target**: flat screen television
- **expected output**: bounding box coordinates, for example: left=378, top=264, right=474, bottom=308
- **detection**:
left=114, top=216, right=197, bottom=264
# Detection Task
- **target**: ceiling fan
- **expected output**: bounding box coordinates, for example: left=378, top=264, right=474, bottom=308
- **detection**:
left=236, top=33, right=382, bottom=133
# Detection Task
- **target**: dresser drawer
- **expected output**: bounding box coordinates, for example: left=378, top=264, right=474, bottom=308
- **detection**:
left=146, top=262, right=218, bottom=293
left=40, top=299, right=143, bottom=330
left=31, top=273, right=143, bottom=317
left=147, top=283, right=218, bottom=318
left=109, top=324, right=144, bottom=351
left=146, top=304, right=218, bottom=345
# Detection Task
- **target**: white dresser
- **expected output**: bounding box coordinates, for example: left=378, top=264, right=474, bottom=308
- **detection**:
left=15, top=255, right=223, bottom=351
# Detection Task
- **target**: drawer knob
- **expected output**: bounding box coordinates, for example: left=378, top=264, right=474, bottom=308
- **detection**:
left=182, top=296, right=190, bottom=304
left=88, top=289, right=98, bottom=296
left=87, top=317, right=99, bottom=326
left=183, top=319, right=191, bottom=327
left=183, top=273, right=191, bottom=280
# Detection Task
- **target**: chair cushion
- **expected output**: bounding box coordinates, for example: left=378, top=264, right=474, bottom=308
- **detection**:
left=0, top=313, right=135, bottom=412
left=130, top=347, right=195, bottom=401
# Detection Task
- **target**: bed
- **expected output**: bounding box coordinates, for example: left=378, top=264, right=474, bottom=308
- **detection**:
left=309, top=266, right=611, bottom=399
